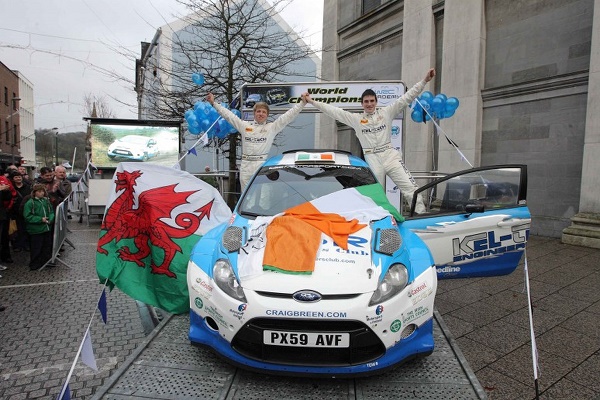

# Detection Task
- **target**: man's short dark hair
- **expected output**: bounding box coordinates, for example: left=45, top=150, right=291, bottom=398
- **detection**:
left=40, top=167, right=53, bottom=175
left=361, top=89, right=377, bottom=102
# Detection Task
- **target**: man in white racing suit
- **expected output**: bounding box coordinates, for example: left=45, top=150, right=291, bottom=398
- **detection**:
left=207, top=93, right=306, bottom=190
left=302, top=68, right=435, bottom=214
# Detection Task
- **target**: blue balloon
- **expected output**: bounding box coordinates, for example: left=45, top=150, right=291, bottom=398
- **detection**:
left=188, top=124, right=201, bottom=135
left=194, top=101, right=206, bottom=111
left=420, top=91, right=434, bottom=101
left=200, top=118, right=210, bottom=131
left=411, top=100, right=423, bottom=113
left=431, top=97, right=445, bottom=115
left=446, top=97, right=460, bottom=111
left=411, top=109, right=424, bottom=123
left=231, top=109, right=242, bottom=118
left=435, top=93, right=448, bottom=102
left=419, top=97, right=431, bottom=111
left=444, top=109, right=456, bottom=118
left=192, top=73, right=205, bottom=85
left=184, top=109, right=194, bottom=119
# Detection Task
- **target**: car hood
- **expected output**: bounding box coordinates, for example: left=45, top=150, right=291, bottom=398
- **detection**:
left=109, top=142, right=141, bottom=151
left=237, top=225, right=382, bottom=295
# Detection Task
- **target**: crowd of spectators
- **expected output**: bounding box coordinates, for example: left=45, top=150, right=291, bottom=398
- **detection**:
left=0, top=163, right=73, bottom=312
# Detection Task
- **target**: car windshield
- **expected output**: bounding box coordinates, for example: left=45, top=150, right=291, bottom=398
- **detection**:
left=120, top=136, right=148, bottom=144
left=248, top=94, right=261, bottom=100
left=238, top=164, right=377, bottom=217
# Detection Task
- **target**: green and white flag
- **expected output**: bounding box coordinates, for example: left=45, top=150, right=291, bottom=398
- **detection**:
left=96, top=163, right=232, bottom=314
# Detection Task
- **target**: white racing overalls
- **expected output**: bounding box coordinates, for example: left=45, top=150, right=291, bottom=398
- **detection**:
left=213, top=102, right=305, bottom=190
left=309, top=79, right=427, bottom=213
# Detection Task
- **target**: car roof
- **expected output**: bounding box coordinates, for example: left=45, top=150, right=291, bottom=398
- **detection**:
left=262, top=150, right=370, bottom=168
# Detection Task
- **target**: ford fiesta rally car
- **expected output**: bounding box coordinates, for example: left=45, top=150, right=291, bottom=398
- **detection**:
left=187, top=150, right=530, bottom=376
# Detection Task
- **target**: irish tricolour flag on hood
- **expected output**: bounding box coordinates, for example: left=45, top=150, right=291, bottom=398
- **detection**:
left=239, top=183, right=402, bottom=277
left=96, top=163, right=232, bottom=314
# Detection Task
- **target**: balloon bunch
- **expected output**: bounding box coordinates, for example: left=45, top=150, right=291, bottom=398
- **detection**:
left=184, top=72, right=240, bottom=139
left=184, top=101, right=240, bottom=139
left=411, top=91, right=460, bottom=123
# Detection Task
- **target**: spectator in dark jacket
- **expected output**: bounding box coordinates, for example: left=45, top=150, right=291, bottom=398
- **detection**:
left=0, top=170, right=16, bottom=266
left=9, top=171, right=31, bottom=252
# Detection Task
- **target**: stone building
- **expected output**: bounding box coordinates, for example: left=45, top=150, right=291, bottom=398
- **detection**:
left=318, top=0, right=600, bottom=245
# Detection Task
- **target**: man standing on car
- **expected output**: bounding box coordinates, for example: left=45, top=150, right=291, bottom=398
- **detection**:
left=302, top=68, right=436, bottom=214
left=206, top=93, right=306, bottom=190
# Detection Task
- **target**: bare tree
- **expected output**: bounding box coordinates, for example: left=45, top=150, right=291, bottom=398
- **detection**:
left=83, top=93, right=115, bottom=118
left=139, top=0, right=318, bottom=206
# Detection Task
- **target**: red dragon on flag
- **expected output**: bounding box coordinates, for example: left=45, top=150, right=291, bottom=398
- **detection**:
left=96, top=163, right=232, bottom=314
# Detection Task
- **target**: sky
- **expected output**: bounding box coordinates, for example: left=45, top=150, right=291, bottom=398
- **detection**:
left=1, top=0, right=324, bottom=132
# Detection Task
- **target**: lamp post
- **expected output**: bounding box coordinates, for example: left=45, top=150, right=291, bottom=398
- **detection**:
left=10, top=96, right=21, bottom=164
left=52, top=127, right=59, bottom=166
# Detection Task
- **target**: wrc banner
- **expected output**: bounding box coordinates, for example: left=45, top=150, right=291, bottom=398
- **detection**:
left=96, top=163, right=232, bottom=314
left=241, top=80, right=407, bottom=113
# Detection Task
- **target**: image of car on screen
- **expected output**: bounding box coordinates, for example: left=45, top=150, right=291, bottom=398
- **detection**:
left=107, top=135, right=159, bottom=161
left=245, top=93, right=264, bottom=108
left=265, top=88, right=287, bottom=105
left=187, top=149, right=531, bottom=377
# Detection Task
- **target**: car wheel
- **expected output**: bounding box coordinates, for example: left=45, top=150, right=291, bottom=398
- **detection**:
left=142, top=153, right=149, bottom=162
left=108, top=154, right=116, bottom=160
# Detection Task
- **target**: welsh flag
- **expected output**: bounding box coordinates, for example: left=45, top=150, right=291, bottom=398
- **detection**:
left=96, top=163, right=232, bottom=314
left=239, top=184, right=401, bottom=277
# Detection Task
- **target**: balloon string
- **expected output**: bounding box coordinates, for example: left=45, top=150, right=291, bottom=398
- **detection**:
left=414, top=98, right=473, bottom=168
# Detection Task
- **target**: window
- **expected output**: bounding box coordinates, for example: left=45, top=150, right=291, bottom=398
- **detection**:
left=363, top=0, right=381, bottom=14
left=4, top=121, right=9, bottom=143
left=4, top=87, right=7, bottom=105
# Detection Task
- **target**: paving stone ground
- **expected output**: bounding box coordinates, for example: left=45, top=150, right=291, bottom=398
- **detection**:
left=1, top=221, right=599, bottom=399
left=0, top=220, right=147, bottom=400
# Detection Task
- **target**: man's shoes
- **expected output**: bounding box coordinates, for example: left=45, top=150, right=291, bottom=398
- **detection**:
left=29, top=266, right=41, bottom=271
left=0, top=265, right=7, bottom=271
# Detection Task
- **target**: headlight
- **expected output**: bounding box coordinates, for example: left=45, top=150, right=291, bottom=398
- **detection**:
left=213, top=259, right=247, bottom=302
left=368, top=263, right=408, bottom=306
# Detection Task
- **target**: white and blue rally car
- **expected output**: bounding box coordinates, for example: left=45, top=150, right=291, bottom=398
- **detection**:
left=187, top=150, right=530, bottom=377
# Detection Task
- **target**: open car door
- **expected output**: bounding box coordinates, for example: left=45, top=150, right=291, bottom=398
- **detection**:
left=402, top=165, right=530, bottom=279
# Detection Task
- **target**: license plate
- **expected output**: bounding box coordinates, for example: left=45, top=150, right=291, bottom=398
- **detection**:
left=263, top=330, right=349, bottom=348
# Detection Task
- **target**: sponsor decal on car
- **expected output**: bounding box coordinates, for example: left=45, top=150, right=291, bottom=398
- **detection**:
left=452, top=228, right=529, bottom=262
left=194, top=297, right=203, bottom=309
left=229, top=303, right=247, bottom=320
left=366, top=305, right=384, bottom=325
left=204, top=305, right=229, bottom=328
left=390, top=319, right=402, bottom=333
left=402, top=306, right=429, bottom=325
left=265, top=309, right=347, bottom=318
left=191, top=277, right=214, bottom=299
left=436, top=266, right=461, bottom=275
left=407, top=282, right=434, bottom=305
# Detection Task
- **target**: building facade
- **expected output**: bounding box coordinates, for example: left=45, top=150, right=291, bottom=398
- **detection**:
left=0, top=61, right=21, bottom=169
left=320, top=0, right=600, bottom=244
left=16, top=72, right=35, bottom=171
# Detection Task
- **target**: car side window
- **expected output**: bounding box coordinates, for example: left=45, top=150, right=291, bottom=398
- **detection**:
left=413, top=166, right=525, bottom=216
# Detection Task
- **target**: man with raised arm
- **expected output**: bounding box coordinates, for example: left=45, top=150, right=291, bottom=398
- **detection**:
left=206, top=93, right=306, bottom=190
left=302, top=68, right=435, bottom=214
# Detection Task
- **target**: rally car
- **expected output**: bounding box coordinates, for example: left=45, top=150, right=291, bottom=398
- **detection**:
left=107, top=134, right=159, bottom=161
left=187, top=150, right=530, bottom=376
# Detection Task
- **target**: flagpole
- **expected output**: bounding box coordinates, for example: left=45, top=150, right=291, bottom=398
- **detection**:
left=57, top=280, right=109, bottom=400
left=177, top=117, right=222, bottom=165
left=414, top=98, right=473, bottom=168
left=523, top=250, right=540, bottom=399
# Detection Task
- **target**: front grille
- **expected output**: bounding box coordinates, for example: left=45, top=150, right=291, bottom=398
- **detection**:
left=231, top=318, right=385, bottom=366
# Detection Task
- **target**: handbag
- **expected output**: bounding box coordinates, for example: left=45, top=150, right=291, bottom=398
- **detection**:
left=8, top=219, right=17, bottom=236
